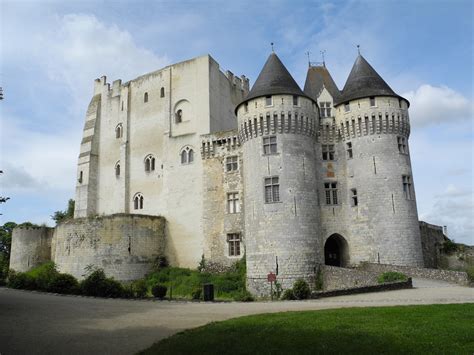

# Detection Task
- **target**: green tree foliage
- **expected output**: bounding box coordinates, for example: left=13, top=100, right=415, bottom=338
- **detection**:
left=51, top=199, right=75, bottom=225
left=0, top=170, right=10, bottom=206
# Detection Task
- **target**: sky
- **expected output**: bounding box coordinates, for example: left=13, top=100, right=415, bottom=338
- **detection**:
left=0, top=0, right=472, bottom=245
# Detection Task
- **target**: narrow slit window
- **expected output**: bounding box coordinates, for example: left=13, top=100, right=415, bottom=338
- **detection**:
left=144, top=92, right=148, bottom=103
left=346, top=142, right=353, bottom=159
left=160, top=87, right=165, bottom=98
left=351, top=188, right=358, bottom=206
left=370, top=97, right=376, bottom=107
left=402, top=175, right=412, bottom=200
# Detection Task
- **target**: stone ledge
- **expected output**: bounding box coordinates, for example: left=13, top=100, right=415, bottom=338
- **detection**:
left=312, top=278, right=412, bottom=298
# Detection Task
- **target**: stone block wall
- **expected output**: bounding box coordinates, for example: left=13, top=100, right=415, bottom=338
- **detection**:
left=53, top=214, right=165, bottom=281
left=10, top=227, right=54, bottom=272
left=419, top=221, right=446, bottom=268
left=321, top=265, right=380, bottom=291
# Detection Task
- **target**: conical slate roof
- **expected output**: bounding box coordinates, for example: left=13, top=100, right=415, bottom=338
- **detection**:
left=236, top=53, right=314, bottom=112
left=304, top=65, right=341, bottom=102
left=335, top=55, right=408, bottom=106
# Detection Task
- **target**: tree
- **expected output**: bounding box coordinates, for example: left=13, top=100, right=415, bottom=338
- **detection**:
left=51, top=199, right=75, bottom=225
left=0, top=171, right=10, bottom=215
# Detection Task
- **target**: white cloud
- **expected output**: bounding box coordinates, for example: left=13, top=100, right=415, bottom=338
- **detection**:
left=403, top=84, right=472, bottom=127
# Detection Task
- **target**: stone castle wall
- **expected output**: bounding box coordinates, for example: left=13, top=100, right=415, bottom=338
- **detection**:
left=53, top=214, right=165, bottom=281
left=10, top=227, right=55, bottom=272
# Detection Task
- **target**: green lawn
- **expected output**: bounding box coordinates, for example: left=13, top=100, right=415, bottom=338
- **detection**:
left=140, top=304, right=474, bottom=355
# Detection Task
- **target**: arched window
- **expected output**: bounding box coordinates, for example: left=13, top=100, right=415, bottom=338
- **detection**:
left=133, top=193, right=144, bottom=210
left=160, top=87, right=165, bottom=98
left=144, top=154, right=156, bottom=172
left=115, top=124, right=123, bottom=138
left=144, top=92, right=149, bottom=103
left=180, top=147, right=194, bottom=164
left=175, top=109, right=183, bottom=123
left=115, top=161, right=121, bottom=177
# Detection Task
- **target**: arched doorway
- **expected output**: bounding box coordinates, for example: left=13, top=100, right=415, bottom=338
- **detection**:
left=324, top=234, right=349, bottom=267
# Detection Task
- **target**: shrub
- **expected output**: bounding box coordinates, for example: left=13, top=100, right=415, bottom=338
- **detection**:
left=131, top=279, right=148, bottom=298
left=377, top=272, right=408, bottom=284
left=191, top=287, right=202, bottom=300
left=293, top=279, right=311, bottom=300
left=26, top=262, right=58, bottom=291
left=48, top=273, right=79, bottom=294
left=281, top=288, right=296, bottom=300
left=7, top=270, right=36, bottom=290
left=152, top=256, right=169, bottom=271
left=152, top=283, right=167, bottom=299
left=233, top=290, right=254, bottom=302
left=80, top=269, right=125, bottom=298
left=466, top=266, right=474, bottom=283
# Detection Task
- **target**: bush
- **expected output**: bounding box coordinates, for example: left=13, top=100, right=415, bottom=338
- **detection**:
left=152, top=283, right=167, bottom=299
left=441, top=239, right=458, bottom=254
left=293, top=279, right=311, bottom=300
left=80, top=269, right=125, bottom=298
left=233, top=290, right=254, bottom=302
left=131, top=279, right=148, bottom=298
left=191, top=287, right=202, bottom=300
left=48, top=273, right=79, bottom=294
left=27, top=262, right=58, bottom=291
left=466, top=266, right=474, bottom=283
left=7, top=270, right=36, bottom=290
left=281, top=288, right=296, bottom=300
left=377, top=272, right=408, bottom=284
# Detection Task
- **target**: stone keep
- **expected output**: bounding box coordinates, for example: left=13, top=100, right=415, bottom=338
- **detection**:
left=10, top=51, right=425, bottom=293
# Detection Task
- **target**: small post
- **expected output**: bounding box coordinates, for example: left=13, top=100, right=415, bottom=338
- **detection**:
left=169, top=283, right=172, bottom=301
left=270, top=280, right=273, bottom=301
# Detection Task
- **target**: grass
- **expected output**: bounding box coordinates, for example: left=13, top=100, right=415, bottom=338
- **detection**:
left=140, top=304, right=474, bottom=354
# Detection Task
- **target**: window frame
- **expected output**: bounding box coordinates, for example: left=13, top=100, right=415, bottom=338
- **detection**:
left=264, top=176, right=280, bottom=203
left=144, top=155, right=156, bottom=172
left=180, top=147, right=194, bottom=165
left=133, top=193, right=144, bottom=210
left=370, top=96, right=376, bottom=107
left=265, top=95, right=273, bottom=107
left=144, top=92, right=149, bottom=103
left=350, top=188, right=358, bottom=207
left=397, top=136, right=408, bottom=154
left=175, top=109, right=183, bottom=123
left=402, top=175, right=413, bottom=200
left=263, top=135, right=277, bottom=155
left=346, top=142, right=353, bottom=159
left=344, top=102, right=350, bottom=112
left=226, top=156, right=238, bottom=172
left=115, top=161, right=121, bottom=178
left=227, top=233, right=241, bottom=257
left=227, top=192, right=240, bottom=214
left=322, top=144, right=335, bottom=161
left=324, top=182, right=338, bottom=205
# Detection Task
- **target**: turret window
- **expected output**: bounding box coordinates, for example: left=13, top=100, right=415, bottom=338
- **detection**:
left=244, top=102, right=249, bottom=113
left=226, top=156, right=238, bottom=172
left=78, top=171, right=83, bottom=184
left=324, top=182, right=338, bottom=205
left=264, top=176, right=280, bottom=203
left=322, top=144, right=335, bottom=161
left=397, top=136, right=408, bottom=154
left=160, top=87, right=165, bottom=98
left=346, top=142, right=353, bottom=159
left=293, top=95, right=299, bottom=106
left=180, top=147, right=194, bottom=164
left=265, top=95, right=272, bottom=106
left=144, top=92, right=149, bottom=103
left=370, top=97, right=376, bottom=107
left=144, top=155, right=156, bottom=172
left=402, top=175, right=413, bottom=200
left=344, top=102, right=350, bottom=112
left=133, top=193, right=144, bottom=210
left=263, top=136, right=277, bottom=155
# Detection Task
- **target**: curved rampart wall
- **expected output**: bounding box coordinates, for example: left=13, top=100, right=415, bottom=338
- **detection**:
left=10, top=227, right=54, bottom=272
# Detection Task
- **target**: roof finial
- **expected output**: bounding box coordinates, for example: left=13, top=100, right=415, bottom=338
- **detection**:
left=306, top=51, right=311, bottom=68
left=357, top=44, right=361, bottom=55
left=320, top=50, right=326, bottom=67
left=271, top=42, right=274, bottom=52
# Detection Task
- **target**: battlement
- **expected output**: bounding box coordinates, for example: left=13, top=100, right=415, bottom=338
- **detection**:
left=201, top=131, right=240, bottom=159
left=224, top=70, right=250, bottom=92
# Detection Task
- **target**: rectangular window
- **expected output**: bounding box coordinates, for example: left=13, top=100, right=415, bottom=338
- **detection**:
left=402, top=175, right=412, bottom=199
left=227, top=233, right=241, bottom=256
left=344, top=102, right=350, bottom=112
left=226, top=156, right=238, bottom=172
left=370, top=97, right=376, bottom=107
left=319, top=102, right=332, bottom=117
left=346, top=142, right=353, bottom=159
left=293, top=95, right=299, bottom=106
left=227, top=192, right=240, bottom=214
left=351, top=188, right=358, bottom=206
left=265, top=176, right=280, bottom=203
left=263, top=136, right=277, bottom=155
left=244, top=102, right=248, bottom=113
left=324, top=182, right=338, bottom=205
left=265, top=95, right=272, bottom=106
left=397, top=136, right=407, bottom=154
left=322, top=144, right=335, bottom=161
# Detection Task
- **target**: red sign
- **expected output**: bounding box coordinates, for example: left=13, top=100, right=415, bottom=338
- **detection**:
left=267, top=272, right=276, bottom=282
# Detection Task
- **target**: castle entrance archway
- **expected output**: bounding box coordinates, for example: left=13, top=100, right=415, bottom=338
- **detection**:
left=324, top=234, right=349, bottom=267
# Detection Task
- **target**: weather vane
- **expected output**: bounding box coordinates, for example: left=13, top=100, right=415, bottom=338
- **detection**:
left=305, top=51, right=311, bottom=67
left=357, top=44, right=361, bottom=55
left=320, top=50, right=326, bottom=67
left=271, top=42, right=274, bottom=52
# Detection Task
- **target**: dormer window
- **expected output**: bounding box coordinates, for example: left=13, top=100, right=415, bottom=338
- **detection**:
left=265, top=96, right=272, bottom=106
left=370, top=97, right=376, bottom=107
left=293, top=95, right=299, bottom=106
left=344, top=102, right=350, bottom=112
left=244, top=102, right=248, bottom=113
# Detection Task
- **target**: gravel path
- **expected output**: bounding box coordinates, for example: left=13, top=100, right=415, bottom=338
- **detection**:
left=0, top=284, right=472, bottom=355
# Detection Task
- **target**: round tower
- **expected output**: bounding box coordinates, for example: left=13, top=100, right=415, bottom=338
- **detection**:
left=235, top=53, right=322, bottom=295
left=333, top=54, right=423, bottom=267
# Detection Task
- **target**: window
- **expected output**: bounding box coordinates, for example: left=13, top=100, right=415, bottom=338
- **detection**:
left=115, top=124, right=123, bottom=139
left=175, top=109, right=183, bottom=123
left=322, top=144, right=335, bottom=161
left=115, top=162, right=120, bottom=177
left=133, top=193, right=144, bottom=210
left=344, top=102, right=350, bottom=112
left=265, top=176, right=280, bottom=203
left=398, top=99, right=402, bottom=108
left=226, top=156, right=238, bottom=172
left=144, top=92, right=148, bottom=103
left=263, top=136, right=277, bottom=155
left=244, top=102, right=248, bottom=113
left=346, top=142, right=353, bottom=159
left=227, top=192, right=240, bottom=213
left=324, top=182, right=338, bottom=205
left=402, top=175, right=412, bottom=199
left=160, top=87, right=165, bottom=98
left=351, top=188, right=358, bottom=206
left=121, top=101, right=124, bottom=111
left=293, top=95, right=299, bottom=106
left=78, top=171, right=83, bottom=184
left=227, top=233, right=241, bottom=256
left=370, top=97, right=376, bottom=107
left=397, top=136, right=407, bottom=154
left=265, top=95, right=272, bottom=106
left=181, top=147, right=194, bottom=164
left=319, top=102, right=332, bottom=117
left=144, top=155, right=156, bottom=172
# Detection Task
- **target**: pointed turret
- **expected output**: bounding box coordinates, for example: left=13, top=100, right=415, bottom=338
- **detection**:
left=304, top=64, right=341, bottom=102
left=335, top=55, right=407, bottom=106
left=236, top=52, right=313, bottom=112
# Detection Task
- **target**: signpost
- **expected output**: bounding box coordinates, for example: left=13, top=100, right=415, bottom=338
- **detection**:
left=267, top=272, right=276, bottom=300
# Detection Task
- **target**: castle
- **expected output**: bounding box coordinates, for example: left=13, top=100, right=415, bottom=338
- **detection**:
left=10, top=51, right=427, bottom=294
